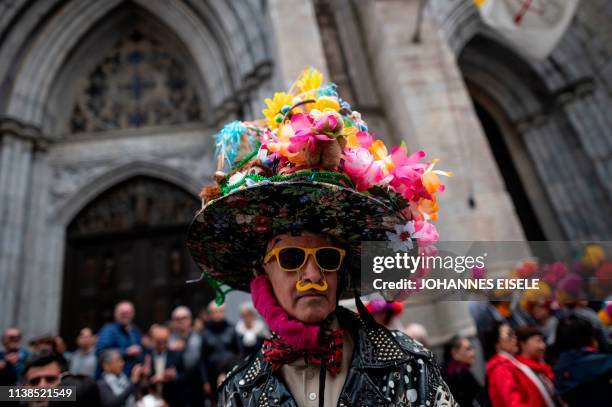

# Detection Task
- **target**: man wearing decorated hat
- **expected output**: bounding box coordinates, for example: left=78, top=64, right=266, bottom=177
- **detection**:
left=186, top=68, right=456, bottom=406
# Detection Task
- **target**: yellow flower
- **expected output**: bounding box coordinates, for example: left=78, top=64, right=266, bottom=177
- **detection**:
left=342, top=126, right=358, bottom=143
left=582, top=244, right=605, bottom=268
left=262, top=92, right=293, bottom=129
left=295, top=68, right=323, bottom=96
left=312, top=96, right=340, bottom=112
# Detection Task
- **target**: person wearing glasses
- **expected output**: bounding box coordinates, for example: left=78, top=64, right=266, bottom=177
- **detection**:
left=0, top=327, right=30, bottom=385
left=186, top=68, right=456, bottom=406
left=483, top=322, right=555, bottom=407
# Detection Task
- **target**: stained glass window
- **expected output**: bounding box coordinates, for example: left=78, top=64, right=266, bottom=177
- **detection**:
left=69, top=30, right=202, bottom=134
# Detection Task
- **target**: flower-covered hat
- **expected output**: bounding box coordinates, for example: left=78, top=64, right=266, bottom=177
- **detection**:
left=186, top=68, right=451, bottom=297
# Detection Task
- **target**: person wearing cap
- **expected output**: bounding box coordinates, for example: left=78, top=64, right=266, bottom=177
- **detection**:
left=186, top=68, right=456, bottom=406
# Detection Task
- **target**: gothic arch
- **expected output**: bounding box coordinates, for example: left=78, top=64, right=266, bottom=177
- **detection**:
left=0, top=0, right=272, bottom=135
left=427, top=0, right=607, bottom=95
left=55, top=161, right=201, bottom=227
left=458, top=34, right=612, bottom=240
left=60, top=174, right=208, bottom=343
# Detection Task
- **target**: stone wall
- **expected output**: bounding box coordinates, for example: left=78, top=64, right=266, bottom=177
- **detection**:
left=1, top=0, right=611, bottom=344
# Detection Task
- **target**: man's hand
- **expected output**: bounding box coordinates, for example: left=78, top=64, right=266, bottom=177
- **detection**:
left=4, top=352, right=19, bottom=366
left=125, top=344, right=141, bottom=357
left=203, top=382, right=212, bottom=395
left=168, top=339, right=185, bottom=352
left=0, top=360, right=6, bottom=370
left=142, top=355, right=151, bottom=376
left=130, top=364, right=143, bottom=384
left=163, top=367, right=177, bottom=382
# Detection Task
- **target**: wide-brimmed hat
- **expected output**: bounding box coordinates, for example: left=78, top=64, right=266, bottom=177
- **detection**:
left=186, top=68, right=451, bottom=298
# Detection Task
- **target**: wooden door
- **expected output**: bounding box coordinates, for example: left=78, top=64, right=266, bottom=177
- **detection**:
left=61, top=176, right=213, bottom=346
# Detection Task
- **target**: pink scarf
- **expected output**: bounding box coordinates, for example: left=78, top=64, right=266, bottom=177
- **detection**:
left=250, top=275, right=320, bottom=350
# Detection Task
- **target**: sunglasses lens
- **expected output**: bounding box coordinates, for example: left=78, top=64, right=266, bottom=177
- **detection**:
left=278, top=248, right=306, bottom=270
left=316, top=248, right=342, bottom=271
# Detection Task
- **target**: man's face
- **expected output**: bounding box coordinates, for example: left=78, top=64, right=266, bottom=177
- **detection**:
left=2, top=328, right=21, bottom=351
left=172, top=310, right=192, bottom=333
left=151, top=327, right=169, bottom=352
left=76, top=329, right=95, bottom=350
left=25, top=361, right=61, bottom=388
left=114, top=303, right=134, bottom=326
left=452, top=339, right=476, bottom=365
left=103, top=354, right=125, bottom=376
left=241, top=310, right=256, bottom=328
left=208, top=305, right=225, bottom=322
left=531, top=303, right=550, bottom=322
left=263, top=233, right=339, bottom=323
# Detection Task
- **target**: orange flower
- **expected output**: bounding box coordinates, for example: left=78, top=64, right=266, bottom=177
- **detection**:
left=422, top=159, right=453, bottom=194
left=266, top=123, right=306, bottom=165
left=417, top=197, right=439, bottom=221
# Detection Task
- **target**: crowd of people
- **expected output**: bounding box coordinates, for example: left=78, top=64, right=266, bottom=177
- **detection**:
left=0, top=300, right=267, bottom=406
left=2, top=297, right=610, bottom=406
left=448, top=299, right=612, bottom=406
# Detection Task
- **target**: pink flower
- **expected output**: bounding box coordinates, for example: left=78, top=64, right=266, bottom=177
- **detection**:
left=471, top=266, right=487, bottom=280
left=516, top=260, right=539, bottom=279
left=313, top=112, right=342, bottom=133
left=356, top=131, right=374, bottom=148
left=287, top=113, right=334, bottom=154
left=388, top=146, right=429, bottom=201
left=557, top=273, right=583, bottom=296
left=412, top=220, right=439, bottom=244
left=343, top=147, right=385, bottom=191
left=542, top=261, right=569, bottom=285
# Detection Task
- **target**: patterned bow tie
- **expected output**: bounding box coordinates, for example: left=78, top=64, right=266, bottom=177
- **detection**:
left=262, top=329, right=344, bottom=375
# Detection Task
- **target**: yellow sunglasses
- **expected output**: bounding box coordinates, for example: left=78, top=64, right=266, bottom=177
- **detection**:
left=263, top=246, right=346, bottom=273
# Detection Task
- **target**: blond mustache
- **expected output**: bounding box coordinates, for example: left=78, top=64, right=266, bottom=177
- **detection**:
left=295, top=280, right=328, bottom=292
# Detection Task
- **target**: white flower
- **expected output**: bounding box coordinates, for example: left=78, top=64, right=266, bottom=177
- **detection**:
left=228, top=171, right=246, bottom=186
left=386, top=221, right=415, bottom=252
left=257, top=147, right=268, bottom=162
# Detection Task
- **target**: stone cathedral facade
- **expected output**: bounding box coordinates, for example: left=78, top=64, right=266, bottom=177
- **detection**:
left=0, top=0, right=611, bottom=346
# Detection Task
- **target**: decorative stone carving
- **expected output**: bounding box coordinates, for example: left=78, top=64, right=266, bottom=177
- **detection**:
left=69, top=29, right=202, bottom=134
left=50, top=147, right=213, bottom=211
left=67, top=176, right=198, bottom=236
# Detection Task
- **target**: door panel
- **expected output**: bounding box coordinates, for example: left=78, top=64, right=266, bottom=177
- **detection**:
left=61, top=177, right=213, bottom=347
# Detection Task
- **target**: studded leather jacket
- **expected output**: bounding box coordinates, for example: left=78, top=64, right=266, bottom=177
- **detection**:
left=220, top=307, right=458, bottom=406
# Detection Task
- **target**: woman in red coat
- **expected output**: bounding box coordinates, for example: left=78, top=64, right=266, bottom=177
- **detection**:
left=483, top=322, right=555, bottom=407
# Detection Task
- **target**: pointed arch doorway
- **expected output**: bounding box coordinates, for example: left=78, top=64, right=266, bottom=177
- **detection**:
left=60, top=176, right=212, bottom=345
left=458, top=36, right=567, bottom=244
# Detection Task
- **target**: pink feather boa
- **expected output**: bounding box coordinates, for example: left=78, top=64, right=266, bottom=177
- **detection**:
left=250, top=275, right=320, bottom=350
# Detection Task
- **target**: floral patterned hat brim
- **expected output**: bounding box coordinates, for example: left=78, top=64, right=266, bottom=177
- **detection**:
left=186, top=181, right=405, bottom=297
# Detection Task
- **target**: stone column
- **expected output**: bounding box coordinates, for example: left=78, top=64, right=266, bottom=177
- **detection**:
left=266, top=0, right=329, bottom=88
left=0, top=117, right=45, bottom=330
left=354, top=0, right=527, bottom=345
left=16, top=148, right=60, bottom=339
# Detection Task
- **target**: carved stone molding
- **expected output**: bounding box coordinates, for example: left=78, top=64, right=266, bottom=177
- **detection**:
left=50, top=148, right=213, bottom=212
left=0, top=115, right=50, bottom=151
